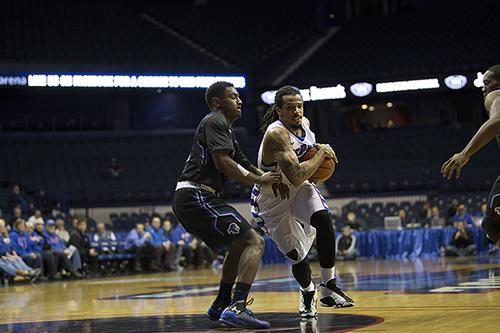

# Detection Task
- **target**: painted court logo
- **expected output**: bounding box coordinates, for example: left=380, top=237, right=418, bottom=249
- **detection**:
left=227, top=222, right=240, bottom=235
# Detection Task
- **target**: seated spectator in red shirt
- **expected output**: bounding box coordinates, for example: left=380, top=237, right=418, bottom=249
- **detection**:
left=445, top=221, right=477, bottom=257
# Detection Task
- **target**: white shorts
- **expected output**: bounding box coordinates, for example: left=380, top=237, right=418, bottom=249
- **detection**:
left=251, top=181, right=329, bottom=264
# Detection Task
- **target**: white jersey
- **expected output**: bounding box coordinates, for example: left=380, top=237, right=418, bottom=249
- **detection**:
left=251, top=119, right=329, bottom=264
left=257, top=119, right=317, bottom=184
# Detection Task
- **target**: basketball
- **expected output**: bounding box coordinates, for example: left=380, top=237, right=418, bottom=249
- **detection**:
left=299, top=146, right=335, bottom=182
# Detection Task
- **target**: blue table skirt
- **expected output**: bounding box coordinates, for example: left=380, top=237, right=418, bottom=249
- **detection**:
left=262, top=227, right=489, bottom=264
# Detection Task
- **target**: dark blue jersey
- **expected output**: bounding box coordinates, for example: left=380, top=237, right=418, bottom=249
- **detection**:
left=178, top=111, right=252, bottom=193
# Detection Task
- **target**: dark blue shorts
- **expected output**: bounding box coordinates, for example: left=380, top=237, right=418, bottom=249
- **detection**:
left=172, top=188, right=253, bottom=253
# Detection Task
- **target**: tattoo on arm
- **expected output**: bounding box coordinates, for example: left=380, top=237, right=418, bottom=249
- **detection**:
left=268, top=129, right=323, bottom=185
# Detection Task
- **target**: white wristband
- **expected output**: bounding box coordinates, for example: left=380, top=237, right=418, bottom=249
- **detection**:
left=236, top=164, right=250, bottom=176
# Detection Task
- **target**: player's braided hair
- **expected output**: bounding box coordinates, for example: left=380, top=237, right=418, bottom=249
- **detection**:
left=260, top=85, right=301, bottom=133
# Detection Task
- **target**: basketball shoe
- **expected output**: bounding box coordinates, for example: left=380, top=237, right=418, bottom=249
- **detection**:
left=219, top=298, right=270, bottom=329
left=319, top=279, right=354, bottom=307
left=299, top=289, right=317, bottom=318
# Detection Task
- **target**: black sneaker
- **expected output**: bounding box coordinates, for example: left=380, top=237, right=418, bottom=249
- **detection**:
left=299, top=289, right=317, bottom=318
left=319, top=280, right=354, bottom=307
left=219, top=298, right=270, bottom=329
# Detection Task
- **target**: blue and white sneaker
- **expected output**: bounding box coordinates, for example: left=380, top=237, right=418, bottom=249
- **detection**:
left=207, top=301, right=230, bottom=321
left=219, top=299, right=270, bottom=329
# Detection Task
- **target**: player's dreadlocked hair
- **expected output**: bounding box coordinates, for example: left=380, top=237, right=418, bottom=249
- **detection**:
left=260, top=85, right=301, bottom=133
left=205, top=81, right=234, bottom=109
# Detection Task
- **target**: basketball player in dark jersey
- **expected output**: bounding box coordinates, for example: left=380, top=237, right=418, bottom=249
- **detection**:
left=441, top=64, right=500, bottom=247
left=172, top=81, right=283, bottom=329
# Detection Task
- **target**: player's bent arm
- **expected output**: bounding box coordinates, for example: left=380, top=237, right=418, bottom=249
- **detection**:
left=212, top=150, right=278, bottom=186
left=462, top=97, right=500, bottom=158
left=266, top=128, right=326, bottom=186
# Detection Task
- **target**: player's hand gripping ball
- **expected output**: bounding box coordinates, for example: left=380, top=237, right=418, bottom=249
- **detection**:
left=299, top=146, right=335, bottom=182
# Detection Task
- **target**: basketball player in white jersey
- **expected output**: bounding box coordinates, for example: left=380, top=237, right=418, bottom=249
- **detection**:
left=251, top=86, right=353, bottom=318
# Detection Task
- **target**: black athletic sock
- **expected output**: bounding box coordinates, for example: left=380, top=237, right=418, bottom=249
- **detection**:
left=232, top=282, right=251, bottom=304
left=214, top=281, right=233, bottom=305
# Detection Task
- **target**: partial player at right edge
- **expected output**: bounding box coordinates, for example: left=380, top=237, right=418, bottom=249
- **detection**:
left=441, top=64, right=500, bottom=247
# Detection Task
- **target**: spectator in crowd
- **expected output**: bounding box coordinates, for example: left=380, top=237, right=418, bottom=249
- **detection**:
left=453, top=204, right=474, bottom=226
left=125, top=222, right=155, bottom=272
left=8, top=207, right=23, bottom=228
left=336, top=226, right=357, bottom=261
left=6, top=184, right=30, bottom=214
left=447, top=198, right=460, bottom=223
left=147, top=217, right=176, bottom=271
left=344, top=211, right=365, bottom=231
left=401, top=209, right=418, bottom=228
left=477, top=202, right=488, bottom=218
left=163, top=220, right=181, bottom=271
left=173, top=224, right=203, bottom=268
left=106, top=157, right=124, bottom=179
left=429, top=206, right=445, bottom=228
left=29, top=219, right=65, bottom=280
left=27, top=210, right=43, bottom=225
left=9, top=219, right=43, bottom=272
left=0, top=219, right=41, bottom=282
left=44, top=220, right=82, bottom=278
left=92, top=222, right=117, bottom=253
left=34, top=189, right=53, bottom=215
left=71, top=217, right=79, bottom=231
left=69, top=218, right=98, bottom=275
left=418, top=202, right=432, bottom=221
left=55, top=218, right=70, bottom=244
left=445, top=221, right=477, bottom=256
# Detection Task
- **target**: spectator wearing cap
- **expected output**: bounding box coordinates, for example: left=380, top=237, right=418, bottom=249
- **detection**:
left=44, top=219, right=82, bottom=278
left=55, top=218, right=70, bottom=244
left=29, top=219, right=63, bottom=280
left=0, top=219, right=41, bottom=282
left=9, top=219, right=43, bottom=272
left=125, top=222, right=155, bottom=272
left=69, top=218, right=98, bottom=275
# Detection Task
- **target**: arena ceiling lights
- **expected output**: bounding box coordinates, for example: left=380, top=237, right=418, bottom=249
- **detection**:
left=0, top=73, right=246, bottom=89
left=260, top=73, right=485, bottom=104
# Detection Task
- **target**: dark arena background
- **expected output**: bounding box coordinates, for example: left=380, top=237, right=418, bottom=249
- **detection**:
left=0, top=0, right=499, bottom=332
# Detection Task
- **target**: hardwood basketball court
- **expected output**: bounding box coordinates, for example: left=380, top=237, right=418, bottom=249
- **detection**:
left=1, top=255, right=499, bottom=332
